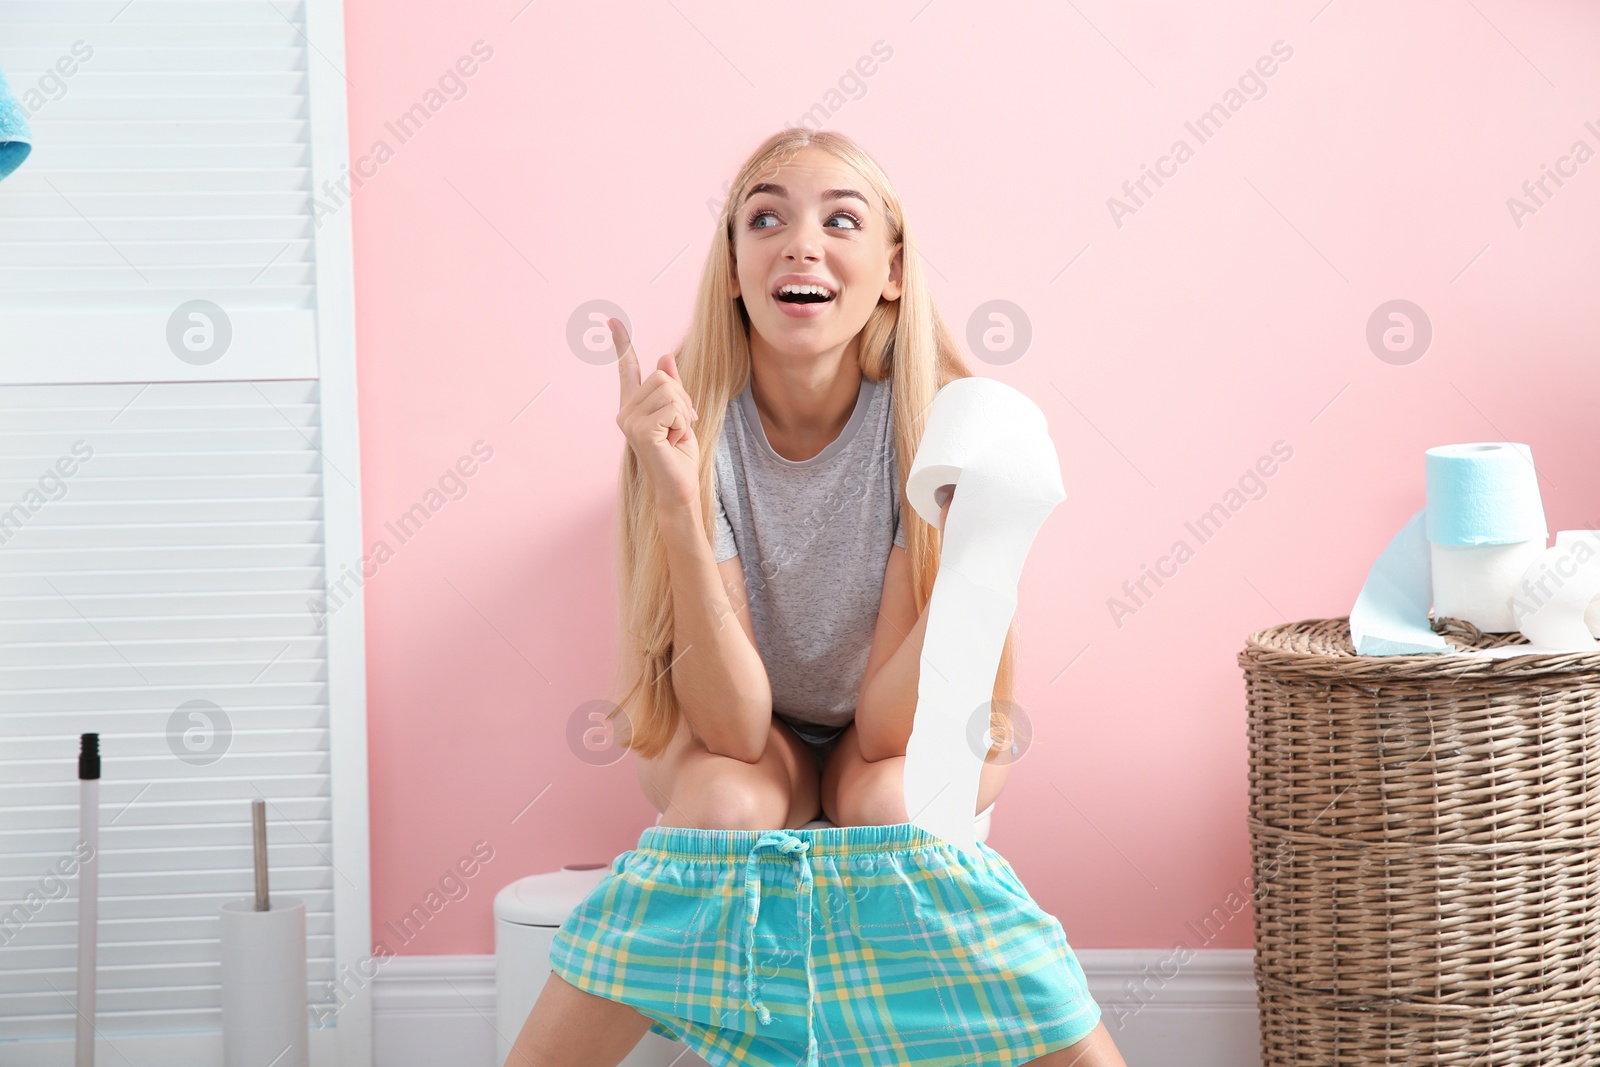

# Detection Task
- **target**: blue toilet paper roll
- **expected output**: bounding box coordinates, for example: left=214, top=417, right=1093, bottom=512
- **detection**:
left=0, top=64, right=34, bottom=182
left=1424, top=442, right=1546, bottom=546
left=1353, top=442, right=1551, bottom=654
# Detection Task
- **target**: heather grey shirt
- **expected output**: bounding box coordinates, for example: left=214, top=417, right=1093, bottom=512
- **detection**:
left=712, top=372, right=906, bottom=734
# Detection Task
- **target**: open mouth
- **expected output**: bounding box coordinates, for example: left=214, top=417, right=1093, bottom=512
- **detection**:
left=773, top=284, right=836, bottom=305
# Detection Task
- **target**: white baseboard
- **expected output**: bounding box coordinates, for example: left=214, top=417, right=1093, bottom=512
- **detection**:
left=373, top=954, right=498, bottom=1067
left=373, top=949, right=1260, bottom=1067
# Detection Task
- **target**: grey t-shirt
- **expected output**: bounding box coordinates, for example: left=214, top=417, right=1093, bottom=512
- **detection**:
left=712, top=372, right=906, bottom=734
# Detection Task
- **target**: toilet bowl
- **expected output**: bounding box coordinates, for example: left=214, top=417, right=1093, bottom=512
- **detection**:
left=494, top=863, right=712, bottom=1067
left=494, top=805, right=996, bottom=1066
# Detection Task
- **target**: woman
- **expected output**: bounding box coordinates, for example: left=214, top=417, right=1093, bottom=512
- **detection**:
left=510, top=128, right=1126, bottom=1067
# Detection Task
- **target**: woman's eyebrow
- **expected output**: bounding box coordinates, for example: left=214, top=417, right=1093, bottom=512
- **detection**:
left=744, top=182, right=870, bottom=208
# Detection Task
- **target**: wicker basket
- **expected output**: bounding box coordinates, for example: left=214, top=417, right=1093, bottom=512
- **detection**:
left=1238, top=616, right=1600, bottom=1066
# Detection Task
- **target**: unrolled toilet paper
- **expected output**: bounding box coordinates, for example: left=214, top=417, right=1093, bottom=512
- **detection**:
left=1349, top=509, right=1449, bottom=655
left=901, top=377, right=1065, bottom=856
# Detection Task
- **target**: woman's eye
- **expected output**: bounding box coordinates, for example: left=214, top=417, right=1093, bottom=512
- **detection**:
left=745, top=209, right=862, bottom=230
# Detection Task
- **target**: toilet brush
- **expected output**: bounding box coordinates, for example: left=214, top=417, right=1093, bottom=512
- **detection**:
left=252, top=799, right=269, bottom=911
left=75, top=732, right=99, bottom=1067
left=220, top=799, right=308, bottom=1067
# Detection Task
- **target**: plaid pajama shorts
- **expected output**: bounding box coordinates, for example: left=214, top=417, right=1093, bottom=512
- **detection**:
left=547, top=820, right=1102, bottom=1066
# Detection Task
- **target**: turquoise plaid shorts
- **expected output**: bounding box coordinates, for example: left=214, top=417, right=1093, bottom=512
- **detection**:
left=547, top=820, right=1102, bottom=1066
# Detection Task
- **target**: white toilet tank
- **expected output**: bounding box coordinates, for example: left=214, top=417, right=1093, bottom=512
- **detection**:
left=492, top=865, right=714, bottom=1067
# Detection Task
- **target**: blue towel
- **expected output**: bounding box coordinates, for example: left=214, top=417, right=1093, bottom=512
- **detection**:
left=0, top=64, right=33, bottom=181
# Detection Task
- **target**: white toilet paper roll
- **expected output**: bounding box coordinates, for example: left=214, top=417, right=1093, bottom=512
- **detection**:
left=1431, top=540, right=1545, bottom=632
left=1554, top=530, right=1600, bottom=638
left=1511, top=531, right=1600, bottom=648
left=220, top=897, right=308, bottom=1067
left=901, top=377, right=1066, bottom=856
left=1424, top=441, right=1548, bottom=634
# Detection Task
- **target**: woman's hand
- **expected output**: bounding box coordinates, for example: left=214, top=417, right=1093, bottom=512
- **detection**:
left=612, top=318, right=701, bottom=511
left=935, top=484, right=955, bottom=534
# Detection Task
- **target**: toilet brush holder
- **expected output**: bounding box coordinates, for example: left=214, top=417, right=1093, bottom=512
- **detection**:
left=219, top=896, right=308, bottom=1067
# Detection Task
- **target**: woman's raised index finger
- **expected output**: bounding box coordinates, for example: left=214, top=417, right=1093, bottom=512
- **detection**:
left=610, top=318, right=639, bottom=402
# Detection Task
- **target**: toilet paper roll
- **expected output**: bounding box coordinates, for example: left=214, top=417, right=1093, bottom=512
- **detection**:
left=1424, top=442, right=1546, bottom=546
left=1556, top=530, right=1600, bottom=638
left=1431, top=540, right=1546, bottom=632
left=220, top=897, right=308, bottom=1067
left=1351, top=442, right=1552, bottom=654
left=1510, top=531, right=1600, bottom=649
left=901, top=377, right=1066, bottom=856
left=1422, top=442, right=1549, bottom=633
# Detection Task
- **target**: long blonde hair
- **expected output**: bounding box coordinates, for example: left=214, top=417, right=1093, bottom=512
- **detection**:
left=611, top=127, right=1018, bottom=760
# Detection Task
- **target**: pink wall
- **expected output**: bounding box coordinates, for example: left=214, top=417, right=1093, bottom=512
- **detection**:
left=341, top=0, right=1600, bottom=956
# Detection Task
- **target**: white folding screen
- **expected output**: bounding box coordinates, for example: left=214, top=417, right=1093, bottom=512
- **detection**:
left=0, top=3, right=370, bottom=1065
left=0, top=0, right=319, bottom=379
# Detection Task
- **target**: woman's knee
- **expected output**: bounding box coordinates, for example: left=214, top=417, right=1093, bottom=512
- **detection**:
left=834, top=757, right=909, bottom=826
left=669, top=757, right=789, bottom=829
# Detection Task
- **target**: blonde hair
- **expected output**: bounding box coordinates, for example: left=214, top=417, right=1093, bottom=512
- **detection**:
left=611, top=127, right=1018, bottom=760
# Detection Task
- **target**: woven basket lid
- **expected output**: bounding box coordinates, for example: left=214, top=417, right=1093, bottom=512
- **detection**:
left=1239, top=616, right=1600, bottom=682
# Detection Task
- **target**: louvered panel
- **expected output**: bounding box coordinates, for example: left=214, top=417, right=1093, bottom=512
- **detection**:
left=6, top=27, right=306, bottom=48
left=0, top=262, right=315, bottom=290
left=1, top=964, right=252, bottom=1002
left=1, top=755, right=330, bottom=795
left=16, top=595, right=328, bottom=623
left=0, top=379, right=338, bottom=1043
left=15, top=497, right=322, bottom=522
left=35, top=69, right=308, bottom=94
left=0, top=649, right=328, bottom=678
left=0, top=844, right=332, bottom=876
left=5, top=1, right=308, bottom=24
left=3, top=238, right=316, bottom=267
left=2, top=47, right=303, bottom=71
left=6, top=618, right=330, bottom=644
left=0, top=189, right=312, bottom=218
left=19, top=93, right=307, bottom=123
left=4, top=773, right=332, bottom=805
left=0, top=797, right=331, bottom=834
left=4, top=927, right=339, bottom=964
left=14, top=927, right=338, bottom=966
left=11, top=120, right=309, bottom=147
left=10, top=167, right=308, bottom=195
left=9, top=773, right=333, bottom=809
left=9, top=691, right=329, bottom=723
left=0, top=638, right=327, bottom=668
left=0, top=1, right=320, bottom=382
left=9, top=885, right=337, bottom=926
left=1, top=211, right=312, bottom=241
left=0, top=568, right=325, bottom=596
left=0, top=862, right=332, bottom=894
left=0, top=470, right=321, bottom=495
left=6, top=665, right=327, bottom=694
left=27, top=144, right=310, bottom=169
left=0, top=380, right=318, bottom=411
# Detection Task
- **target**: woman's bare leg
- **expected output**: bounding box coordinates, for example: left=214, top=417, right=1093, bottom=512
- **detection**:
left=1024, top=1020, right=1129, bottom=1066
left=637, top=713, right=821, bottom=828
left=502, top=972, right=656, bottom=1067
left=821, top=719, right=1014, bottom=826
